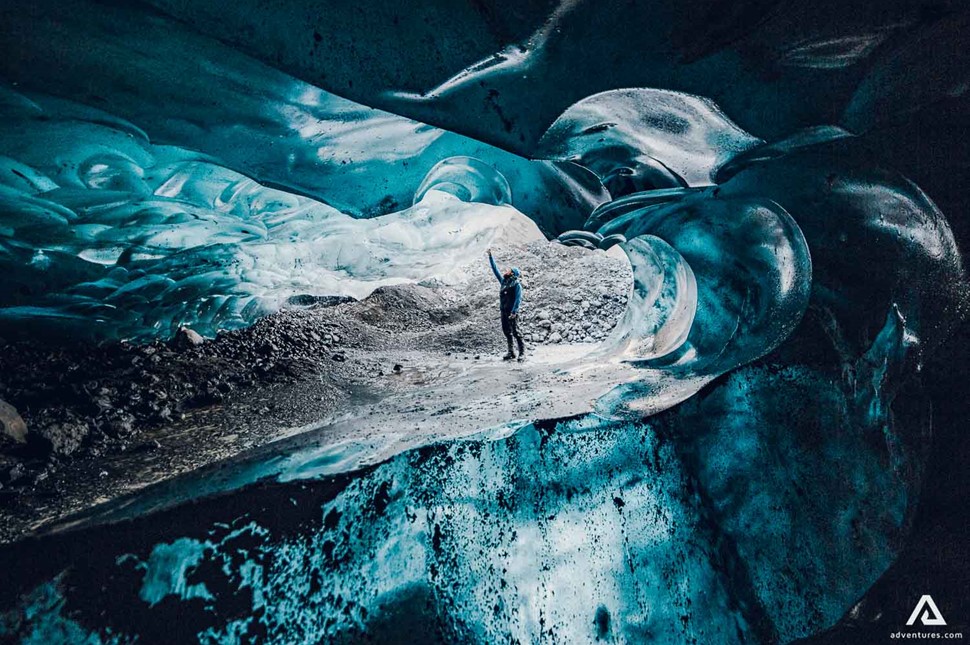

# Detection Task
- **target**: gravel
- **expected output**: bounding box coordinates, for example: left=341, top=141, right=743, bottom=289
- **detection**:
left=0, top=240, right=631, bottom=498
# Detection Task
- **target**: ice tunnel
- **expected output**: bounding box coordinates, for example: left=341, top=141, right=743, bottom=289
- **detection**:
left=0, top=0, right=969, bottom=643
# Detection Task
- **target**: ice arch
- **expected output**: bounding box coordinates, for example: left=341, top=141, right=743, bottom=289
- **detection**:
left=413, top=156, right=512, bottom=206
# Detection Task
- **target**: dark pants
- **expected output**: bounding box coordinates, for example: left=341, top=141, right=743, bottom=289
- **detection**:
left=501, top=312, right=525, bottom=354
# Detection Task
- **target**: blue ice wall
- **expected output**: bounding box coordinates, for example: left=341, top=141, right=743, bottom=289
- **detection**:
left=0, top=88, right=572, bottom=340
left=0, top=83, right=796, bottom=347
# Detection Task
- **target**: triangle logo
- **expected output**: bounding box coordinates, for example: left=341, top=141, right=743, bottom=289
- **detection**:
left=906, top=595, right=947, bottom=626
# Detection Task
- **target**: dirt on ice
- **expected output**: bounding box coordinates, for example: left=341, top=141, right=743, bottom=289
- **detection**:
left=0, top=240, right=633, bottom=542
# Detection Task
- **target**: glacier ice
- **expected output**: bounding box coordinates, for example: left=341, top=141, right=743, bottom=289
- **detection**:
left=0, top=382, right=929, bottom=643
left=0, top=4, right=967, bottom=642
left=601, top=190, right=812, bottom=375
left=0, top=89, right=555, bottom=341
left=537, top=88, right=762, bottom=191
left=2, top=79, right=963, bottom=642
left=604, top=235, right=696, bottom=362
left=0, top=172, right=544, bottom=341
left=412, top=156, right=513, bottom=206
left=0, top=2, right=608, bottom=234
left=714, top=135, right=964, bottom=355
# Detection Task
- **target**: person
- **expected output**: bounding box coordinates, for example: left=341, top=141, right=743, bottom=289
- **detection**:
left=487, top=248, right=525, bottom=361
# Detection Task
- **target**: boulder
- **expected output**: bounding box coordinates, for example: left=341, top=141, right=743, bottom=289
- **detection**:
left=0, top=399, right=27, bottom=444
left=173, top=326, right=205, bottom=349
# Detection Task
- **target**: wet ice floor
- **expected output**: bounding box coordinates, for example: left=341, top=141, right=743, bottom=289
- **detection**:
left=41, top=343, right=657, bottom=534
left=274, top=345, right=640, bottom=465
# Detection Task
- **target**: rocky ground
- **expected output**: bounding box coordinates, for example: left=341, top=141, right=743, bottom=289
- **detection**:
left=0, top=240, right=631, bottom=541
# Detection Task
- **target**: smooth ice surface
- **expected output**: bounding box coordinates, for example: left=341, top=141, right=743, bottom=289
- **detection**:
left=0, top=89, right=549, bottom=340
left=538, top=88, right=762, bottom=191
left=0, top=0, right=609, bottom=235
left=0, top=393, right=929, bottom=643
left=413, top=156, right=513, bottom=206
left=596, top=190, right=812, bottom=376
left=608, top=235, right=697, bottom=361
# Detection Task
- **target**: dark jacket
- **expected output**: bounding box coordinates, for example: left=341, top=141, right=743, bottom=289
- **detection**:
left=489, top=254, right=522, bottom=315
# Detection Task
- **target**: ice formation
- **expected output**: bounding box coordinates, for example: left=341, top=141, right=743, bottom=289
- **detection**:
left=1, top=75, right=962, bottom=641
left=537, top=88, right=762, bottom=191
left=0, top=1, right=967, bottom=642
left=0, top=89, right=551, bottom=340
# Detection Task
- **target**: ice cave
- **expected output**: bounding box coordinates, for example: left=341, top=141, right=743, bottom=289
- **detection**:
left=0, top=0, right=968, bottom=643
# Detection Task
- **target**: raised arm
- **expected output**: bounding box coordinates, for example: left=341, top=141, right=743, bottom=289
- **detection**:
left=488, top=251, right=502, bottom=283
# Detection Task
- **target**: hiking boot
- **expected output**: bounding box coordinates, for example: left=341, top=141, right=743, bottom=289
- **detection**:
left=503, top=351, right=516, bottom=361
left=517, top=353, right=526, bottom=363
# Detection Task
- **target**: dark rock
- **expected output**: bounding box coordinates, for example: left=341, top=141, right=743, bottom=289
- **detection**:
left=0, top=455, right=25, bottom=484
left=101, top=412, right=135, bottom=438
left=8, top=460, right=26, bottom=484
left=35, top=419, right=89, bottom=456
left=286, top=294, right=357, bottom=308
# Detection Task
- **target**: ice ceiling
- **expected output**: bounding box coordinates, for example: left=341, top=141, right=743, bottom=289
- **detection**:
left=1, top=0, right=969, bottom=642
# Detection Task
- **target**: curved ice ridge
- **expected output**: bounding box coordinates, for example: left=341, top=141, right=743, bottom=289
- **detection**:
left=0, top=95, right=548, bottom=340
left=413, top=156, right=512, bottom=206
left=606, top=190, right=812, bottom=376
left=610, top=235, right=696, bottom=361
left=538, top=88, right=763, bottom=194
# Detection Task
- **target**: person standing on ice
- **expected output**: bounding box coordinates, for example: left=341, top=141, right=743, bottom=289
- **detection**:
left=487, top=249, right=525, bottom=362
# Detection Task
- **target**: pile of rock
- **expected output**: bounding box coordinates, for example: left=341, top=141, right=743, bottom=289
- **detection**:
left=350, top=284, right=469, bottom=334
left=522, top=291, right=628, bottom=345
left=488, top=240, right=632, bottom=347
left=0, top=301, right=356, bottom=480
